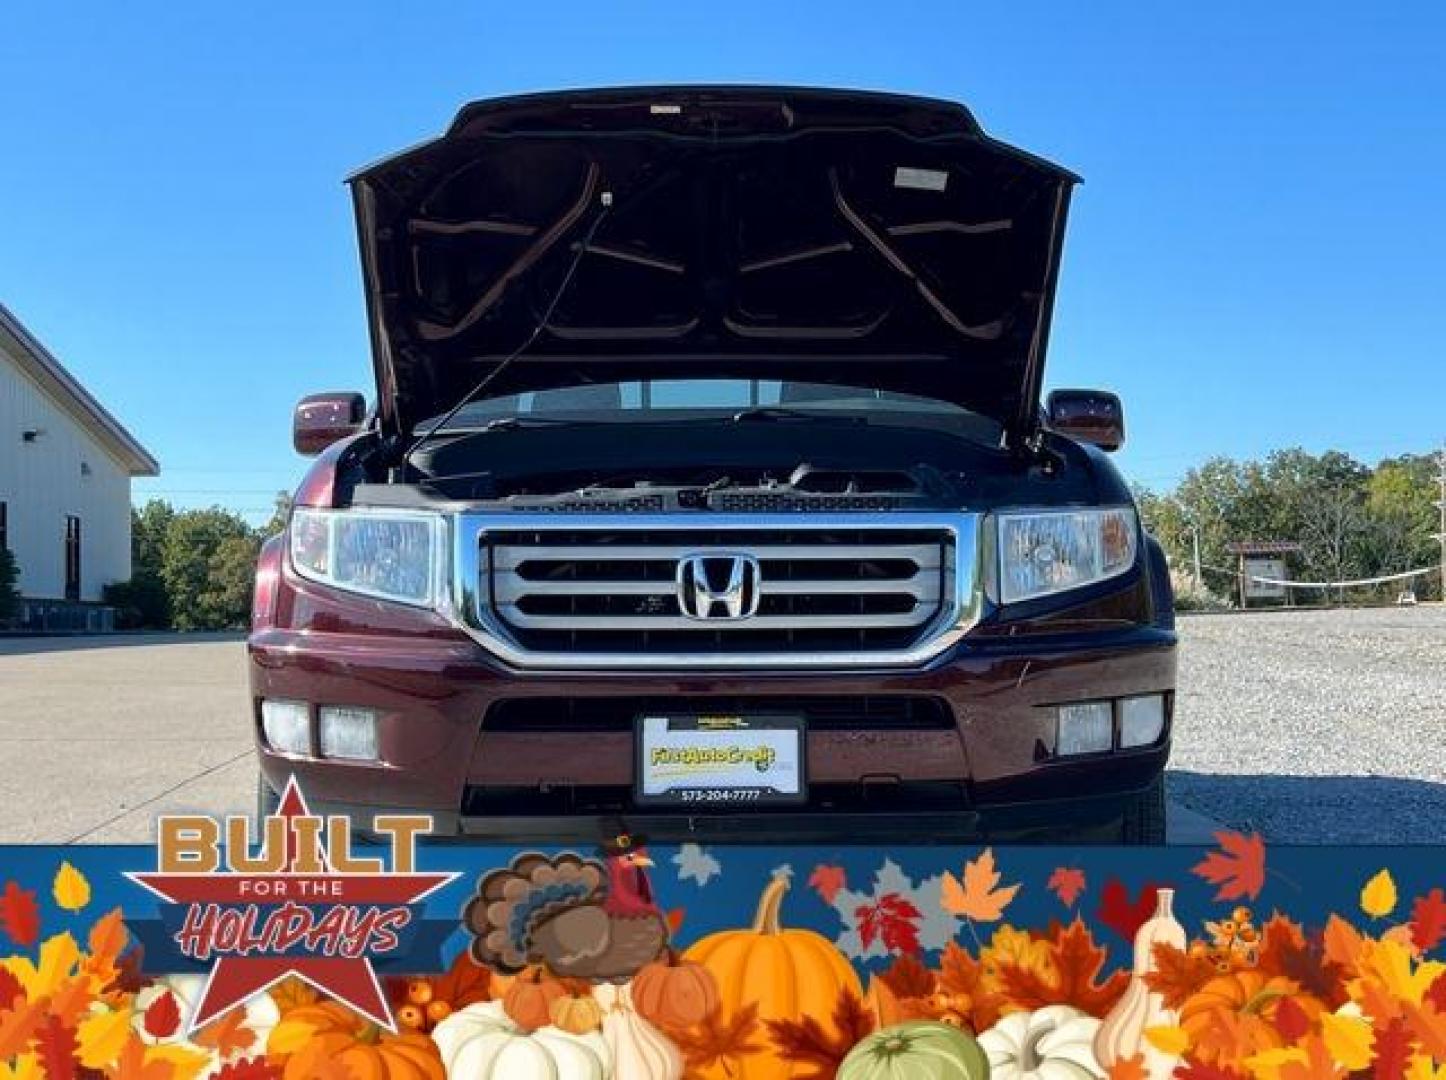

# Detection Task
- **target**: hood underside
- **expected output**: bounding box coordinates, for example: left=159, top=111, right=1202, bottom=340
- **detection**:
left=349, top=86, right=1079, bottom=444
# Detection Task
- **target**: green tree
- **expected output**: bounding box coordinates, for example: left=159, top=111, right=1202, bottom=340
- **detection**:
left=161, top=508, right=261, bottom=630
left=261, top=491, right=292, bottom=539
left=0, top=547, right=21, bottom=623
left=103, top=500, right=175, bottom=628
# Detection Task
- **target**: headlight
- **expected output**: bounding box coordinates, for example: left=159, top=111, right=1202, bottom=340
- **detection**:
left=289, top=508, right=444, bottom=607
left=997, top=507, right=1138, bottom=604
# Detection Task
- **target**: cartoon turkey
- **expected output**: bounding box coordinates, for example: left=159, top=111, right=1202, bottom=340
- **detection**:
left=464, top=836, right=668, bottom=982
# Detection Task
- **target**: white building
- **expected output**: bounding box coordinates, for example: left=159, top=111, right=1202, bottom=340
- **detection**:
left=0, top=303, right=159, bottom=630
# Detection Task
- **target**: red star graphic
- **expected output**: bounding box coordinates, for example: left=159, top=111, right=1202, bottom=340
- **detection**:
left=129, top=776, right=457, bottom=1033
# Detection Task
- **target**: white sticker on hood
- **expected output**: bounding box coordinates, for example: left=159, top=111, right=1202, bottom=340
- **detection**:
left=894, top=166, right=949, bottom=192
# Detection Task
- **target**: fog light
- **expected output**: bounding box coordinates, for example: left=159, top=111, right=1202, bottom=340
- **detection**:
left=1120, top=694, right=1166, bottom=748
left=261, top=700, right=312, bottom=756
left=319, top=706, right=379, bottom=761
left=1057, top=701, right=1114, bottom=757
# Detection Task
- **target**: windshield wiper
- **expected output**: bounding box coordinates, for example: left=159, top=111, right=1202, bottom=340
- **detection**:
left=729, top=406, right=867, bottom=425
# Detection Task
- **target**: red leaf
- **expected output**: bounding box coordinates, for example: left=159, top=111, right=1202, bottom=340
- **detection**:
left=1048, top=867, right=1087, bottom=908
left=1410, top=889, right=1446, bottom=954
left=1191, top=831, right=1267, bottom=901
left=212, top=1058, right=285, bottom=1080
left=0, top=882, right=40, bottom=948
left=855, top=893, right=923, bottom=956
left=31, top=1015, right=79, bottom=1080
left=1274, top=995, right=1313, bottom=1042
left=1426, top=973, right=1446, bottom=1013
left=666, top=908, right=686, bottom=936
left=1372, top=1018, right=1415, bottom=1080
left=809, top=865, right=848, bottom=906
left=1096, top=880, right=1162, bottom=943
left=0, top=966, right=22, bottom=1009
left=878, top=953, right=936, bottom=1000
left=1175, top=1064, right=1251, bottom=1080
left=996, top=917, right=1131, bottom=1017
left=142, top=990, right=182, bottom=1040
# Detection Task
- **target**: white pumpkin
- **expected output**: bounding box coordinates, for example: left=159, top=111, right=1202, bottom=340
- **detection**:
left=132, top=976, right=280, bottom=1078
left=979, top=1005, right=1106, bottom=1080
left=432, top=1001, right=612, bottom=1080
left=592, top=983, right=683, bottom=1080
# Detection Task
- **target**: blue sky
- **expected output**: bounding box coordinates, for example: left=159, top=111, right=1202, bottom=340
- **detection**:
left=2, top=3, right=1442, bottom=520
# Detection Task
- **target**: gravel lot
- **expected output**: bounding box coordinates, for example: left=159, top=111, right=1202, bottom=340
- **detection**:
left=1168, top=605, right=1446, bottom=843
left=1, top=606, right=1442, bottom=843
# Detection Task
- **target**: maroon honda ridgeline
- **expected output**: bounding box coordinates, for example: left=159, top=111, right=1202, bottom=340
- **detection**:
left=249, top=87, right=1176, bottom=844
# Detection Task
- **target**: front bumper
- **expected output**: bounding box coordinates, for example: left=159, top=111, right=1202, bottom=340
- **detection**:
left=249, top=617, right=1175, bottom=843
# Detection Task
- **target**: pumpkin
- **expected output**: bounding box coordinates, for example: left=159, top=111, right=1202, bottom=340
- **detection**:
left=593, top=983, right=683, bottom=1080
left=839, top=1021, right=989, bottom=1080
left=1176, top=972, right=1314, bottom=1064
left=630, top=951, right=720, bottom=1028
left=551, top=991, right=606, bottom=1035
left=683, top=869, right=864, bottom=1079
left=432, top=1001, right=612, bottom=1080
left=505, top=967, right=573, bottom=1031
left=978, top=1005, right=1105, bottom=1080
left=268, top=1001, right=444, bottom=1080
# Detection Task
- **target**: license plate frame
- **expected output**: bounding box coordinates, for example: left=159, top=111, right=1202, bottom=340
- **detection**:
left=634, top=713, right=807, bottom=808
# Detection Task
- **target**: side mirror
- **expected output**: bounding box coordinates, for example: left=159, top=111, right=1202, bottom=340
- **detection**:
left=1045, top=389, right=1125, bottom=452
left=294, top=392, right=366, bottom=455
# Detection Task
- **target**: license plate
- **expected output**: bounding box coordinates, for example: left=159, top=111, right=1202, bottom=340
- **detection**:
left=635, top=714, right=806, bottom=807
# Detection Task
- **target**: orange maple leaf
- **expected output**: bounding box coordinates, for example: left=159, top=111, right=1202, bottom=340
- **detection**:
left=1108, top=1053, right=1149, bottom=1080
left=1146, top=941, right=1220, bottom=1009
left=1411, top=889, right=1446, bottom=954
left=940, top=848, right=1021, bottom=922
left=1404, top=1001, right=1446, bottom=1061
left=1048, top=867, right=1088, bottom=908
left=1277, top=1032, right=1343, bottom=1080
left=1323, top=915, right=1365, bottom=970
left=193, top=1008, right=257, bottom=1059
left=995, top=917, right=1130, bottom=1017
left=1192, top=831, right=1267, bottom=901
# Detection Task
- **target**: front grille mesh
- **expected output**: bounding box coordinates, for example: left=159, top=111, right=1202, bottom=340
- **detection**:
left=483, top=527, right=950, bottom=654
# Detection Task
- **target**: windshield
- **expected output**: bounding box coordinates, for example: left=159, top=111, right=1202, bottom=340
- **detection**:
left=414, top=380, right=1001, bottom=439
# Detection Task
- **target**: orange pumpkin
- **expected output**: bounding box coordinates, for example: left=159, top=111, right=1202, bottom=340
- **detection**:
left=503, top=967, right=571, bottom=1031
left=549, top=991, right=605, bottom=1035
left=631, top=951, right=720, bottom=1028
left=684, top=869, right=864, bottom=1079
left=1178, top=973, right=1320, bottom=1065
left=267, top=1001, right=445, bottom=1080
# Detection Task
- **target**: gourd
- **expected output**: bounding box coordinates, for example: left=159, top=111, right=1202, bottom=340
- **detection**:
left=978, top=1005, right=1106, bottom=1080
left=683, top=869, right=864, bottom=1079
left=551, top=991, right=606, bottom=1035
left=505, top=967, right=573, bottom=1031
left=431, top=1001, right=612, bottom=1080
left=267, top=1001, right=445, bottom=1080
left=1094, top=888, right=1187, bottom=1080
left=593, top=983, right=683, bottom=1080
left=630, top=951, right=720, bottom=1028
left=839, top=1021, right=990, bottom=1080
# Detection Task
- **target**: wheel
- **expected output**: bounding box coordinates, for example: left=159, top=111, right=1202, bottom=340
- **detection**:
left=1121, top=776, right=1167, bottom=845
left=257, top=771, right=281, bottom=823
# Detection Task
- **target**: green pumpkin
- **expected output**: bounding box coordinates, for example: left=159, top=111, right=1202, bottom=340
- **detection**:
left=839, top=1021, right=990, bottom=1080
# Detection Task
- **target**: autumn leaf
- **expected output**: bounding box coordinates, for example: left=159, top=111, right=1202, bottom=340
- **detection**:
left=0, top=883, right=40, bottom=948
left=1371, top=1018, right=1415, bottom=1080
left=1429, top=972, right=1446, bottom=1012
left=937, top=941, right=1003, bottom=1031
left=1274, top=995, right=1314, bottom=1042
left=1321, top=1011, right=1374, bottom=1071
left=0, top=967, right=21, bottom=1009
left=52, top=863, right=91, bottom=913
left=108, top=1034, right=175, bottom=1080
left=767, top=991, right=875, bottom=1080
left=1361, top=870, right=1399, bottom=920
left=142, top=1043, right=213, bottom=1080
left=809, top=865, right=848, bottom=906
left=1410, top=890, right=1446, bottom=955
left=855, top=893, right=923, bottom=955
left=0, top=999, right=46, bottom=1061
left=84, top=910, right=128, bottom=990
left=77, top=1008, right=132, bottom=1070
left=210, top=1059, right=284, bottom=1080
left=1192, top=831, right=1267, bottom=902
left=1144, top=1025, right=1191, bottom=1056
left=878, top=953, right=936, bottom=1000
left=1146, top=942, right=1220, bottom=1009
left=1097, top=880, right=1163, bottom=943
left=1108, top=1054, right=1148, bottom=1080
left=663, top=1002, right=766, bottom=1075
left=270, top=978, right=319, bottom=1015
left=192, top=1010, right=255, bottom=1060
left=430, top=950, right=493, bottom=1010
left=940, top=848, right=1020, bottom=923
left=995, top=917, right=1130, bottom=1017
left=1324, top=915, right=1366, bottom=970
left=1258, top=916, right=1350, bottom=1008
left=1048, top=867, right=1087, bottom=908
left=142, top=991, right=182, bottom=1041
left=1404, top=1002, right=1446, bottom=1062
left=5, top=932, right=81, bottom=1000
left=31, top=1014, right=80, bottom=1080
left=1176, top=1063, right=1251, bottom=1080
left=103, top=947, right=152, bottom=999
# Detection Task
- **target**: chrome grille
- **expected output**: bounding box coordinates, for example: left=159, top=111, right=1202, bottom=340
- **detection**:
left=452, top=513, right=982, bottom=669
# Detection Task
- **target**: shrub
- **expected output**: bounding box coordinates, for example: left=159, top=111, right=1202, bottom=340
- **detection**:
left=0, top=547, right=19, bottom=623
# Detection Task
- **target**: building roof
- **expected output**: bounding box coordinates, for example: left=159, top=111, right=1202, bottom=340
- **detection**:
left=0, top=302, right=159, bottom=477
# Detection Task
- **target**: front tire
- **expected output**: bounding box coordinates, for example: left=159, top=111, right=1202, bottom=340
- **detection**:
left=1121, top=777, right=1167, bottom=845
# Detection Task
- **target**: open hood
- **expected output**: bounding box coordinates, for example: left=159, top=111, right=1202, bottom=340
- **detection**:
left=349, top=86, right=1079, bottom=447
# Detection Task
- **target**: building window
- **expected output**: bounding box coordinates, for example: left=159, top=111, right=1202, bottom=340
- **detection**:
left=65, top=516, right=81, bottom=601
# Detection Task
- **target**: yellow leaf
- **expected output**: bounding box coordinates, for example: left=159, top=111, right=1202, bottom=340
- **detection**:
left=1361, top=869, right=1398, bottom=919
left=939, top=847, right=1021, bottom=922
left=1357, top=938, right=1446, bottom=1005
left=77, top=1006, right=133, bottom=1069
left=1244, top=1046, right=1307, bottom=1080
left=267, top=1016, right=326, bottom=1057
left=1406, top=1055, right=1446, bottom=1080
left=145, top=1043, right=215, bottom=1080
left=0, top=1053, right=42, bottom=1080
left=4, top=933, right=81, bottom=999
left=52, top=861, right=91, bottom=913
left=1144, top=1025, right=1191, bottom=1056
left=1321, top=1012, right=1374, bottom=1071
